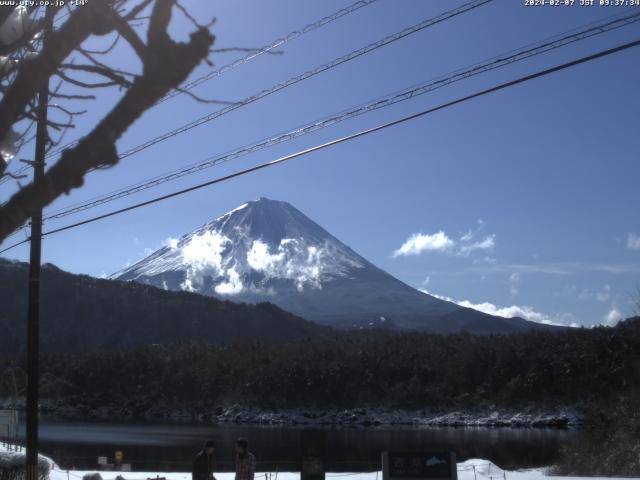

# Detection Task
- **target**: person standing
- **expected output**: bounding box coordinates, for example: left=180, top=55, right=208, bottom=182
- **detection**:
left=193, top=440, right=217, bottom=480
left=235, top=438, right=255, bottom=480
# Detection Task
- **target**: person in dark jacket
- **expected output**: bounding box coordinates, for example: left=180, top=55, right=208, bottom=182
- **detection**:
left=235, top=438, right=255, bottom=480
left=193, top=440, right=217, bottom=480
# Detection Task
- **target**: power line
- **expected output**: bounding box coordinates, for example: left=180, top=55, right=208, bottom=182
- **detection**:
left=3, top=0, right=492, bottom=193
left=159, top=0, right=380, bottom=104
left=36, top=0, right=493, bottom=174
left=2, top=37, right=638, bottom=255
left=119, top=0, right=493, bottom=160
left=39, top=0, right=380, bottom=161
left=40, top=10, right=640, bottom=222
left=0, top=164, right=30, bottom=186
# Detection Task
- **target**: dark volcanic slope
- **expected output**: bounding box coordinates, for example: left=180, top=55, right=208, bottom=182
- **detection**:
left=0, top=259, right=331, bottom=353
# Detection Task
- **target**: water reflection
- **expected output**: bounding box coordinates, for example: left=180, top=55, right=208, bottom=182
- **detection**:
left=18, top=420, right=574, bottom=472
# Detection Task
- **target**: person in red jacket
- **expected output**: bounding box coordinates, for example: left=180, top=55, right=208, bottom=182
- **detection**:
left=234, top=438, right=255, bottom=480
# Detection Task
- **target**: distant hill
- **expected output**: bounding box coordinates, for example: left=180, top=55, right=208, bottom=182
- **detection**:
left=0, top=258, right=331, bottom=353
left=115, top=197, right=559, bottom=334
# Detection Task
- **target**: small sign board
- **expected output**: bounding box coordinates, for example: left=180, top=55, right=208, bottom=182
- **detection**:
left=98, top=456, right=108, bottom=466
left=115, top=451, right=124, bottom=464
left=301, top=430, right=326, bottom=480
left=382, top=452, right=457, bottom=480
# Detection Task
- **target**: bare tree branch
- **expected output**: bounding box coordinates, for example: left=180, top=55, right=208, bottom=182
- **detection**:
left=55, top=69, right=123, bottom=89
left=80, top=34, right=121, bottom=55
left=0, top=1, right=111, bottom=146
left=50, top=92, right=96, bottom=100
left=0, top=0, right=214, bottom=242
left=108, top=10, right=147, bottom=60
left=171, top=85, right=238, bottom=105
left=123, top=0, right=155, bottom=21
left=58, top=63, right=135, bottom=88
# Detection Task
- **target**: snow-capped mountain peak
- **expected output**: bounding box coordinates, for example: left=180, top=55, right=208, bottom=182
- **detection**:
left=114, top=198, right=366, bottom=296
left=114, top=198, right=554, bottom=333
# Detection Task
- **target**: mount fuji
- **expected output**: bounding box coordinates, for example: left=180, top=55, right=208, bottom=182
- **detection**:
left=113, top=198, right=551, bottom=333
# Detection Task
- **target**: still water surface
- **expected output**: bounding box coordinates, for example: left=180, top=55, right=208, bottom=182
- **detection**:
left=18, top=420, right=574, bottom=472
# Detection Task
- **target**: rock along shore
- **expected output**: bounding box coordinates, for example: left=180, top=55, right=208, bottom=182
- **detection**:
left=31, top=400, right=581, bottom=428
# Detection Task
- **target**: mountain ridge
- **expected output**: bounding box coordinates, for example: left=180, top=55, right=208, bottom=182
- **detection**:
left=114, top=198, right=556, bottom=334
left=0, top=257, right=332, bottom=353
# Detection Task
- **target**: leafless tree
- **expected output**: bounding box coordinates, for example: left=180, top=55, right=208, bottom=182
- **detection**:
left=0, top=0, right=215, bottom=243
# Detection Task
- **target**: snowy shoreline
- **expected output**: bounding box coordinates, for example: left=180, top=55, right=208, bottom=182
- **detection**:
left=35, top=402, right=581, bottom=428
left=210, top=407, right=581, bottom=428
left=0, top=443, right=625, bottom=480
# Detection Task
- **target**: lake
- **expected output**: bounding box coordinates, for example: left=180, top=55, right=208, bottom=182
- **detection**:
left=13, top=420, right=575, bottom=472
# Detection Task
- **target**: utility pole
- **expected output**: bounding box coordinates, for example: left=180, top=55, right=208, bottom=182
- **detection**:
left=25, top=8, right=52, bottom=480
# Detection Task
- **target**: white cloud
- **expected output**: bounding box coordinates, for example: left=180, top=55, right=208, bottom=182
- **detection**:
left=182, top=231, right=229, bottom=269
left=215, top=266, right=243, bottom=295
left=247, top=239, right=285, bottom=271
left=474, top=256, right=497, bottom=265
left=393, top=220, right=497, bottom=259
left=458, top=220, right=495, bottom=256
left=459, top=301, right=555, bottom=325
left=180, top=231, right=231, bottom=292
left=246, top=239, right=327, bottom=292
left=628, top=233, right=640, bottom=251
left=156, top=229, right=364, bottom=296
left=420, top=289, right=453, bottom=302
left=419, top=289, right=574, bottom=327
left=393, top=231, right=455, bottom=257
left=604, top=307, right=623, bottom=326
left=459, top=235, right=496, bottom=256
left=166, top=237, right=179, bottom=249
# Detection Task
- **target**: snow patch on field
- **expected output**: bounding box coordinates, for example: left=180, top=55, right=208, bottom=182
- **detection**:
left=0, top=442, right=56, bottom=478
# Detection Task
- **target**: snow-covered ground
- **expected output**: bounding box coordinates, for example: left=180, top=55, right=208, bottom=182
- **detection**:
left=2, top=443, right=632, bottom=480
left=0, top=441, right=56, bottom=478
left=47, top=461, right=629, bottom=480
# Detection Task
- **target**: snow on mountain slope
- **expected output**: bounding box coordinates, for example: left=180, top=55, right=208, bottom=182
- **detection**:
left=114, top=198, right=366, bottom=295
left=114, top=198, right=554, bottom=333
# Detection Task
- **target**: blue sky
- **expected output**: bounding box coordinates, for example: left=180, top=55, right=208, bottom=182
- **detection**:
left=1, top=0, right=639, bottom=327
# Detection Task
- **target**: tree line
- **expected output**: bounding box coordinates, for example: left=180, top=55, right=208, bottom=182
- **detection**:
left=1, top=317, right=638, bottom=412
